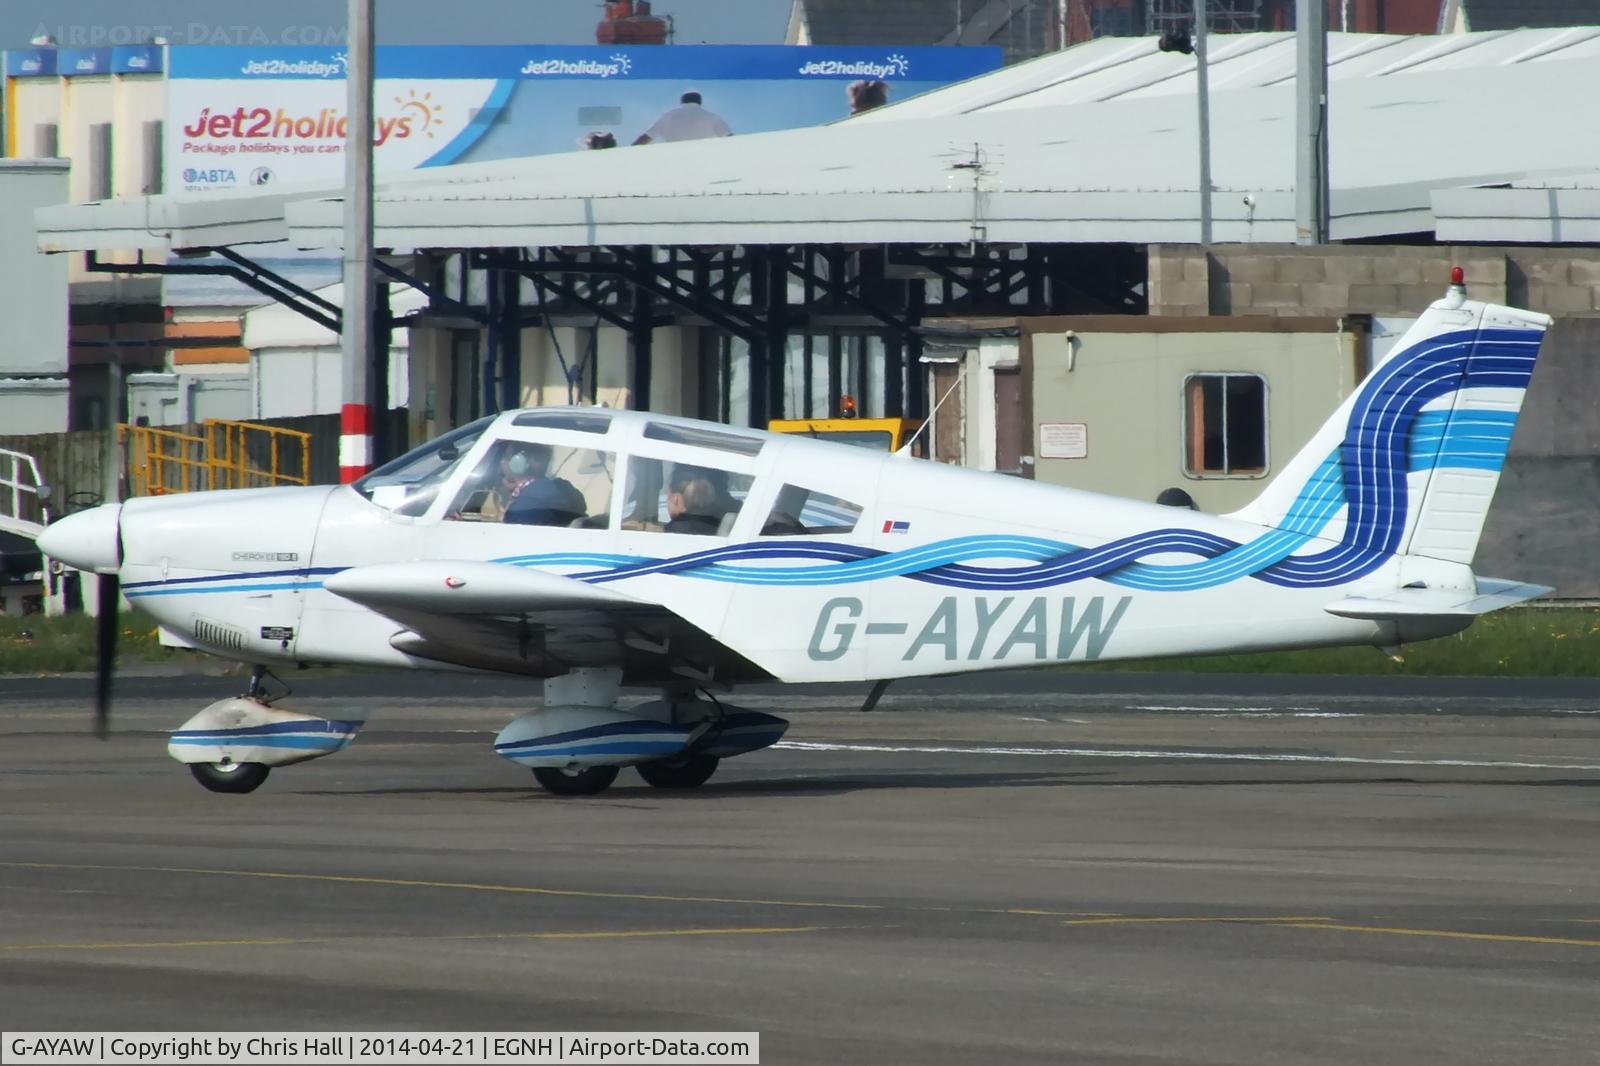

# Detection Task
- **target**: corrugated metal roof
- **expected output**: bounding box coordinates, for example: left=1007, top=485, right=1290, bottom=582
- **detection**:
left=1433, top=171, right=1600, bottom=242
left=34, top=29, right=1600, bottom=254
left=848, top=27, right=1600, bottom=118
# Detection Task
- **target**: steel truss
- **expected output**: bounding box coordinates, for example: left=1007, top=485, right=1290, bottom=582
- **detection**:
left=81, top=240, right=1147, bottom=433
left=464, top=242, right=1145, bottom=426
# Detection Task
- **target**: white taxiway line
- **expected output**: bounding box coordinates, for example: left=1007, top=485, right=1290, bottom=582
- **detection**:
left=773, top=740, right=1600, bottom=772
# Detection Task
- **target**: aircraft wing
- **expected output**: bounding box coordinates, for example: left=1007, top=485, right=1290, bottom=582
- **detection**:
left=322, top=561, right=771, bottom=684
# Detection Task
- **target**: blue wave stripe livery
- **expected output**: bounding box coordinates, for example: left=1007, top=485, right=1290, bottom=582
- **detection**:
left=169, top=735, right=353, bottom=750
left=171, top=719, right=361, bottom=738
left=127, top=580, right=324, bottom=599
left=492, top=325, right=1535, bottom=594
left=123, top=566, right=344, bottom=591
left=493, top=719, right=687, bottom=751
left=497, top=740, right=689, bottom=759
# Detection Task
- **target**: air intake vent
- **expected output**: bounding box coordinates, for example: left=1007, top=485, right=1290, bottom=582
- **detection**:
left=193, top=618, right=247, bottom=653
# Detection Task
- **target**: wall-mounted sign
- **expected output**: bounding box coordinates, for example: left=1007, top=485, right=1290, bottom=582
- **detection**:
left=1039, top=422, right=1088, bottom=459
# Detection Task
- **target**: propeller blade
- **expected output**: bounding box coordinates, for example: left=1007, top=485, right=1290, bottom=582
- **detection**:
left=94, top=573, right=119, bottom=739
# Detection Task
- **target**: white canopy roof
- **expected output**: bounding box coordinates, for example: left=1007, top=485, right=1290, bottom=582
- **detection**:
left=36, top=29, right=1600, bottom=254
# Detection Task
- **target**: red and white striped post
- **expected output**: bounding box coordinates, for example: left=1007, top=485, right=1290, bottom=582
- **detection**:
left=339, top=0, right=376, bottom=483
left=339, top=402, right=374, bottom=483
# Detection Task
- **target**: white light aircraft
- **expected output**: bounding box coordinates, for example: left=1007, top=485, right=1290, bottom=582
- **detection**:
left=39, top=277, right=1554, bottom=795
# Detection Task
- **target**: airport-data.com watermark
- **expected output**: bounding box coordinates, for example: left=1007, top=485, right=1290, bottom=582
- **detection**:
left=28, top=23, right=348, bottom=46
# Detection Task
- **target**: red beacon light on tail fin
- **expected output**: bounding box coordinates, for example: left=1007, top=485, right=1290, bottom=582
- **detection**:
left=1444, top=265, right=1467, bottom=308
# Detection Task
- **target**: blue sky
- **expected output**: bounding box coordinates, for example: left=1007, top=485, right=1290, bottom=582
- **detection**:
left=4, top=0, right=792, bottom=49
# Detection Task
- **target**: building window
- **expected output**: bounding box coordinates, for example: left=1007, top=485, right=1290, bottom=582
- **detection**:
left=1183, top=373, right=1267, bottom=477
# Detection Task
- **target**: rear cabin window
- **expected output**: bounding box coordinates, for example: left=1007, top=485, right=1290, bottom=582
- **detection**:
left=643, top=421, right=766, bottom=457
left=445, top=441, right=615, bottom=528
left=621, top=457, right=754, bottom=537
left=762, top=485, right=864, bottom=536
left=1183, top=373, right=1267, bottom=477
left=513, top=410, right=613, bottom=434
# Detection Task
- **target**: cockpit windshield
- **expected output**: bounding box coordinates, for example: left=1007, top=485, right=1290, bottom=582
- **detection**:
left=352, top=416, right=495, bottom=516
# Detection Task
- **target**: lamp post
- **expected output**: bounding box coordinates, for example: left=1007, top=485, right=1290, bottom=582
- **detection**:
left=1158, top=6, right=1212, bottom=246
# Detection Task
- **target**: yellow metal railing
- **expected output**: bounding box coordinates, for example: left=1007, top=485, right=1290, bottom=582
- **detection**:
left=122, top=420, right=313, bottom=497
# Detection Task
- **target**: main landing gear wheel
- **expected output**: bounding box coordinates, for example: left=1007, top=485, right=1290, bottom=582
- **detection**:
left=532, top=765, right=619, bottom=796
left=637, top=754, right=720, bottom=790
left=189, top=761, right=271, bottom=794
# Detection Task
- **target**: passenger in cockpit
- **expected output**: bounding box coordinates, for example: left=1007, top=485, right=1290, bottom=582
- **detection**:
left=664, top=467, right=727, bottom=536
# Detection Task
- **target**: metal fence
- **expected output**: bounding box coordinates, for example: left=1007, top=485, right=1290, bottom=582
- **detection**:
left=0, top=448, right=51, bottom=532
left=123, top=419, right=314, bottom=497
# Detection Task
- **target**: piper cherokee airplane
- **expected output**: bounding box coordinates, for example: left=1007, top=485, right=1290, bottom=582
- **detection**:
left=39, top=275, right=1554, bottom=796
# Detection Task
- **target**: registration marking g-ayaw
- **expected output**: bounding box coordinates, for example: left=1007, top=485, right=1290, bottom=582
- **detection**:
left=808, top=594, right=1132, bottom=662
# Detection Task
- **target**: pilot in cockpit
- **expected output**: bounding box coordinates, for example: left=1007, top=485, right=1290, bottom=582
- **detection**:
left=449, top=442, right=587, bottom=527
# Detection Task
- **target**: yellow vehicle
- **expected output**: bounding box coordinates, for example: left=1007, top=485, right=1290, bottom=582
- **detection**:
left=768, top=399, right=925, bottom=454
left=766, top=416, right=922, bottom=452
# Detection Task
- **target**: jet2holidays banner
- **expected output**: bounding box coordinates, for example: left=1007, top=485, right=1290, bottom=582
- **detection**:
left=167, top=45, right=1001, bottom=192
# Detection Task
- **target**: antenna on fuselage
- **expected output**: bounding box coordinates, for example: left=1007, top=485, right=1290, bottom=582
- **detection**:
left=897, top=365, right=967, bottom=459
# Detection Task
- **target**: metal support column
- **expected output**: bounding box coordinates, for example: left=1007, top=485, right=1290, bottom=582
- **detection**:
left=498, top=267, right=522, bottom=413
left=907, top=278, right=927, bottom=418
left=630, top=246, right=654, bottom=411
left=745, top=247, right=770, bottom=428
left=1295, top=0, right=1329, bottom=244
left=762, top=248, right=788, bottom=425
left=339, top=0, right=376, bottom=482
left=1195, top=1, right=1213, bottom=245
left=482, top=263, right=501, bottom=416
left=372, top=279, right=393, bottom=463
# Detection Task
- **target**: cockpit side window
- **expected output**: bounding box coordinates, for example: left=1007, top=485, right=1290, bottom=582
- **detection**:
left=761, top=484, right=864, bottom=536
left=445, top=440, right=615, bottom=528
left=621, top=457, right=753, bottom=537
left=353, top=416, right=494, bottom=516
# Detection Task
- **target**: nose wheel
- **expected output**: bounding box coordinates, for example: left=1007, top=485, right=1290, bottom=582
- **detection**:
left=189, top=761, right=271, bottom=794
left=531, top=765, right=619, bottom=796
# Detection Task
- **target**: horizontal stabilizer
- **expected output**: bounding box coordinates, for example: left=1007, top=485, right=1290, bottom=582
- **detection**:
left=1324, top=578, right=1552, bottom=621
left=323, top=560, right=641, bottom=615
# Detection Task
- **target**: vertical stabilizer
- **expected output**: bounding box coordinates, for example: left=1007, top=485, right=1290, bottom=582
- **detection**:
left=1228, top=282, right=1550, bottom=571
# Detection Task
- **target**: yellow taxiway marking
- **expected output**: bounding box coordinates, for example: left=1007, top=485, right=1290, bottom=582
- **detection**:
left=0, top=861, right=882, bottom=912
left=0, top=926, right=824, bottom=954
left=1056, top=913, right=1600, bottom=949
left=1, top=863, right=1119, bottom=920
left=1280, top=922, right=1600, bottom=949
left=1060, top=915, right=1333, bottom=926
left=989, top=909, right=1122, bottom=917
